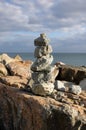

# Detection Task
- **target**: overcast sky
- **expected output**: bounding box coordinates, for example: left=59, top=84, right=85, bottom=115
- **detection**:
left=0, top=0, right=86, bottom=52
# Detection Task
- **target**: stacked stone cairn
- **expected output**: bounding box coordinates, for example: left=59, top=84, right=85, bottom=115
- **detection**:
left=30, top=33, right=57, bottom=96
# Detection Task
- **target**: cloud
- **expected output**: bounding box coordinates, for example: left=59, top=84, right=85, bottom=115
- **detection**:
left=0, top=0, right=86, bottom=52
left=1, top=0, right=86, bottom=32
left=51, top=32, right=86, bottom=52
left=0, top=1, right=29, bottom=32
left=0, top=31, right=36, bottom=52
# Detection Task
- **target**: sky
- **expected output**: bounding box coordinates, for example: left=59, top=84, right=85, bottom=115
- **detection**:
left=0, top=0, right=86, bottom=52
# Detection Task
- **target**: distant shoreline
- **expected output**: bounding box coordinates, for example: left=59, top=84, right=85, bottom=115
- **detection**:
left=0, top=52, right=86, bottom=66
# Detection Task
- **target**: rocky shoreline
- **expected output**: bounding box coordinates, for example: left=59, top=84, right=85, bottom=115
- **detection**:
left=0, top=52, right=86, bottom=130
left=0, top=34, right=86, bottom=130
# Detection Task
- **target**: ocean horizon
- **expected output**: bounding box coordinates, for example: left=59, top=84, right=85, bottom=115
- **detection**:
left=0, top=52, right=86, bottom=66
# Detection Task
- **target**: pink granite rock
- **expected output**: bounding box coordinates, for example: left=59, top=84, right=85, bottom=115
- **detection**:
left=7, top=60, right=32, bottom=79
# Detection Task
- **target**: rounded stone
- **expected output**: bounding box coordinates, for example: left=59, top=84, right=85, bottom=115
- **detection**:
left=31, top=65, right=59, bottom=84
left=32, top=82, right=54, bottom=96
left=34, top=33, right=50, bottom=46
left=34, top=45, right=52, bottom=58
left=31, top=55, right=53, bottom=71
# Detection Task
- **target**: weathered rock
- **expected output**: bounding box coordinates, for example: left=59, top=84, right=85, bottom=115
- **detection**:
left=62, top=80, right=75, bottom=92
left=79, top=78, right=86, bottom=90
left=0, top=53, right=14, bottom=65
left=63, top=80, right=75, bottom=88
left=47, top=65, right=59, bottom=82
left=55, top=80, right=66, bottom=91
left=69, top=85, right=82, bottom=95
left=34, top=33, right=50, bottom=46
left=55, top=61, right=65, bottom=66
left=55, top=80, right=82, bottom=95
left=51, top=89, right=65, bottom=101
left=34, top=45, right=52, bottom=58
left=74, top=70, right=86, bottom=84
left=0, top=83, right=86, bottom=130
left=32, top=65, right=59, bottom=83
left=0, top=53, right=23, bottom=65
left=31, top=55, right=53, bottom=71
left=32, top=82, right=54, bottom=96
left=32, top=72, right=45, bottom=83
left=14, top=54, right=23, bottom=61
left=56, top=65, right=77, bottom=82
left=56, top=64, right=86, bottom=84
left=0, top=63, right=8, bottom=76
left=0, top=76, right=28, bottom=88
left=6, top=60, right=32, bottom=79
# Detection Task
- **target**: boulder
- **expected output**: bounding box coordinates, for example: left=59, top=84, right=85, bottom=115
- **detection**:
left=63, top=80, right=75, bottom=87
left=55, top=61, right=65, bottom=66
left=62, top=80, right=75, bottom=92
left=6, top=60, right=32, bottom=79
left=0, top=53, right=23, bottom=65
left=56, top=64, right=86, bottom=84
left=31, top=55, right=53, bottom=71
left=55, top=80, right=82, bottom=95
left=14, top=54, right=23, bottom=61
left=74, top=70, right=86, bottom=84
left=34, top=45, right=52, bottom=58
left=0, top=53, right=14, bottom=65
left=0, top=63, right=8, bottom=76
left=69, top=85, right=82, bottom=95
left=31, top=82, right=54, bottom=96
left=0, top=76, right=28, bottom=88
left=0, top=83, right=86, bottom=130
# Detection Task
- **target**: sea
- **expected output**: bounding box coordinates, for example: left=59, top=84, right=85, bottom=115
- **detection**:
left=1, top=52, right=86, bottom=66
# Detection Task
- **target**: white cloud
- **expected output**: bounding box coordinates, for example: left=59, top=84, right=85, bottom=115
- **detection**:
left=0, top=1, right=29, bottom=31
left=0, top=0, right=86, bottom=52
left=1, top=0, right=86, bottom=32
left=37, top=0, right=54, bottom=9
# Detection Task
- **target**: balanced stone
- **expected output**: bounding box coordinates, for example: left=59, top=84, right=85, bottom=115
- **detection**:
left=31, top=82, right=54, bottom=96
left=34, top=33, right=50, bottom=46
left=31, top=55, right=53, bottom=71
left=32, top=66, right=59, bottom=83
left=34, top=45, right=52, bottom=58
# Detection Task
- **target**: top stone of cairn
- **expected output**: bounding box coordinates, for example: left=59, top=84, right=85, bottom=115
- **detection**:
left=34, top=33, right=50, bottom=46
